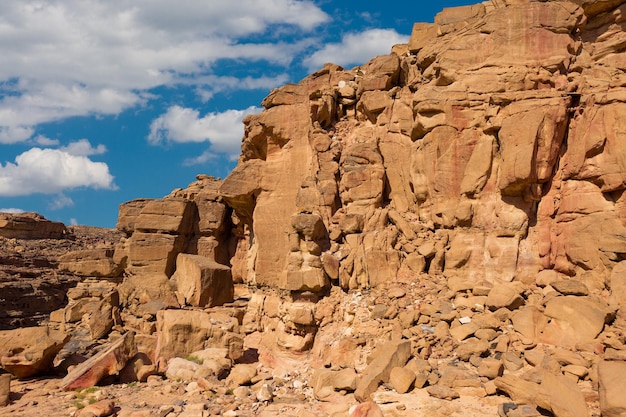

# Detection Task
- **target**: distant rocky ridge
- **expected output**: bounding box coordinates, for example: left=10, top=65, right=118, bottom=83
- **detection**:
left=0, top=215, right=124, bottom=330
left=0, top=212, right=68, bottom=240
left=3, top=1, right=626, bottom=416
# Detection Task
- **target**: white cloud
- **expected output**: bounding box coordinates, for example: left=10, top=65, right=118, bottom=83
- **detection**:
left=149, top=105, right=261, bottom=156
left=194, top=74, right=290, bottom=102
left=34, top=135, right=60, bottom=146
left=60, top=139, right=107, bottom=157
left=303, top=29, right=409, bottom=71
left=0, top=148, right=116, bottom=196
left=0, top=1, right=328, bottom=143
left=183, top=151, right=218, bottom=166
left=69, top=218, right=79, bottom=226
left=0, top=126, right=35, bottom=144
left=0, top=208, right=25, bottom=214
left=49, top=194, right=74, bottom=210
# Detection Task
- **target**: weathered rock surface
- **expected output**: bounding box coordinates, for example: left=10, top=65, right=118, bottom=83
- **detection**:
left=0, top=326, right=69, bottom=378
left=0, top=373, right=10, bottom=407
left=155, top=309, right=243, bottom=367
left=0, top=224, right=123, bottom=330
left=598, top=360, right=626, bottom=417
left=171, top=253, right=233, bottom=308
left=60, top=332, right=136, bottom=390
left=354, top=340, right=411, bottom=401
left=0, top=212, right=67, bottom=239
left=8, top=1, right=626, bottom=416
left=58, top=248, right=124, bottom=278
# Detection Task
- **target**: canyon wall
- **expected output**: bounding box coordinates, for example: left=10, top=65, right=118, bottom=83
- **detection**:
left=212, top=0, right=626, bottom=294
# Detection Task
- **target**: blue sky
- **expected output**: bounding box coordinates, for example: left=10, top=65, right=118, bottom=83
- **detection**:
left=0, top=0, right=474, bottom=227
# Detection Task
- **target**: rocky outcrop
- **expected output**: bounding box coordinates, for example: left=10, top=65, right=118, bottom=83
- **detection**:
left=0, top=212, right=67, bottom=240
left=0, top=224, right=124, bottom=330
left=8, top=2, right=626, bottom=416
left=209, top=0, right=626, bottom=297
left=58, top=248, right=124, bottom=278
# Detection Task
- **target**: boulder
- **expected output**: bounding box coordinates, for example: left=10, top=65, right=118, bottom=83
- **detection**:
left=87, top=298, right=115, bottom=340
left=155, top=310, right=243, bottom=367
left=540, top=372, right=589, bottom=417
left=165, top=357, right=201, bottom=382
left=77, top=400, right=115, bottom=417
left=477, top=358, right=504, bottom=380
left=172, top=254, right=234, bottom=307
left=118, top=273, right=179, bottom=312
left=225, top=363, right=257, bottom=387
left=127, top=232, right=187, bottom=277
left=494, top=375, right=541, bottom=406
left=119, top=352, right=155, bottom=383
left=486, top=283, right=524, bottom=311
left=134, top=198, right=196, bottom=235
left=389, top=366, right=416, bottom=394
left=61, top=332, right=136, bottom=390
left=540, top=296, right=610, bottom=347
left=116, top=198, right=151, bottom=235
left=312, top=368, right=358, bottom=398
left=0, top=326, right=69, bottom=378
left=598, top=360, right=626, bottom=417
left=354, top=340, right=411, bottom=401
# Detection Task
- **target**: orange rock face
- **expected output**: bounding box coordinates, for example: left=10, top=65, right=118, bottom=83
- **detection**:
left=207, top=0, right=626, bottom=293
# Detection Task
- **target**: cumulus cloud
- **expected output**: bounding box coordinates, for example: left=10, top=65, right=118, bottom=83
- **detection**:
left=0, top=1, right=328, bottom=143
left=60, top=139, right=107, bottom=157
left=149, top=105, right=261, bottom=156
left=0, top=208, right=25, bottom=214
left=0, top=148, right=116, bottom=196
left=303, top=29, right=409, bottom=71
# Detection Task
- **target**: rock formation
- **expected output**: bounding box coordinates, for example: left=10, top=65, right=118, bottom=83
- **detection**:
left=0, top=218, right=124, bottom=329
left=5, top=1, right=626, bottom=416
left=0, top=212, right=68, bottom=240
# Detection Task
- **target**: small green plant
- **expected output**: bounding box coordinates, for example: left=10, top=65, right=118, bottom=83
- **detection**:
left=74, top=386, right=99, bottom=400
left=185, top=355, right=204, bottom=365
left=72, top=400, right=85, bottom=409
left=226, top=388, right=234, bottom=395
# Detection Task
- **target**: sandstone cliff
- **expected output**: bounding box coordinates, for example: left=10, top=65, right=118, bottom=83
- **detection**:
left=6, top=1, right=626, bottom=416
left=216, top=0, right=626, bottom=292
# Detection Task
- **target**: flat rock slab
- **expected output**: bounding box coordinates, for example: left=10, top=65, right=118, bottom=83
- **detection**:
left=61, top=332, right=136, bottom=390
